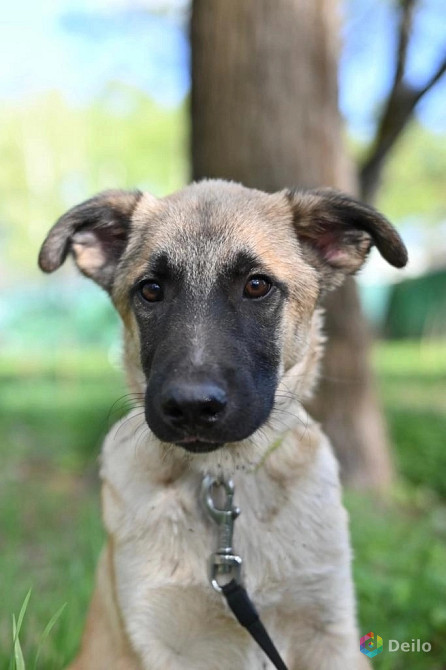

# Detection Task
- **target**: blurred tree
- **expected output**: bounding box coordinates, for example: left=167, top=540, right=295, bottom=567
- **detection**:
left=190, top=0, right=445, bottom=489
left=359, top=0, right=446, bottom=203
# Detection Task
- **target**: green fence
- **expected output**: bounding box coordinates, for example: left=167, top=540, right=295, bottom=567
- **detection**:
left=385, top=269, right=446, bottom=339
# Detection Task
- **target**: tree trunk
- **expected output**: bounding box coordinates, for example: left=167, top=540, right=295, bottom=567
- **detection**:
left=190, top=0, right=393, bottom=489
left=314, top=279, right=393, bottom=488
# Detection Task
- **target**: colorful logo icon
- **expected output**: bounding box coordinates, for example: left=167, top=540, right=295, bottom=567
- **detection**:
left=360, top=632, right=383, bottom=658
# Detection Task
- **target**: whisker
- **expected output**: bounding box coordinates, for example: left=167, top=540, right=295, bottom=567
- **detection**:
left=113, top=410, right=146, bottom=441
left=134, top=421, right=151, bottom=455
left=107, top=393, right=145, bottom=424
left=270, top=405, right=310, bottom=442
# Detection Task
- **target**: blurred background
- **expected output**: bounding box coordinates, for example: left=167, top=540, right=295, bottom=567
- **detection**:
left=1, top=0, right=445, bottom=668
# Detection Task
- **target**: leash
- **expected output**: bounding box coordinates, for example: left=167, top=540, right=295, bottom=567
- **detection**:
left=201, top=475, right=289, bottom=670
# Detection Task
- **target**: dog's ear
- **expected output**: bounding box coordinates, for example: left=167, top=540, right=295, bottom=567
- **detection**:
left=38, top=190, right=142, bottom=290
left=287, top=188, right=408, bottom=290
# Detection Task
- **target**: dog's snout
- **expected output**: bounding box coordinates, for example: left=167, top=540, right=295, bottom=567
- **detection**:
left=160, top=381, right=228, bottom=429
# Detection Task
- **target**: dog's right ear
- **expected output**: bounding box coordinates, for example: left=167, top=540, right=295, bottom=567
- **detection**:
left=38, top=190, right=142, bottom=290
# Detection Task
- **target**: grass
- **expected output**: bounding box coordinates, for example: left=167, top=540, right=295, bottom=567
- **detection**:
left=0, top=348, right=125, bottom=668
left=1, top=340, right=446, bottom=668
left=374, top=341, right=446, bottom=500
left=348, top=488, right=446, bottom=669
left=348, top=340, right=446, bottom=670
left=9, top=591, right=66, bottom=670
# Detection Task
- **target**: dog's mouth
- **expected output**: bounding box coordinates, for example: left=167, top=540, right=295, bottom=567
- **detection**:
left=174, top=436, right=224, bottom=454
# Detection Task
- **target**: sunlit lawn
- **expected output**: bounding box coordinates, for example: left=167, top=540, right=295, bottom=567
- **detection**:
left=1, top=341, right=446, bottom=669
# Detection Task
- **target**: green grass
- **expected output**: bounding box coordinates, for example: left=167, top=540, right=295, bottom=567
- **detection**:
left=1, top=341, right=446, bottom=668
left=0, top=349, right=126, bottom=668
left=348, top=340, right=446, bottom=670
left=373, top=341, right=446, bottom=501
left=347, top=488, right=446, bottom=670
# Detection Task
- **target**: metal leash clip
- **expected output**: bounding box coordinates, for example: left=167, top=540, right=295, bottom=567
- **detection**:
left=201, top=475, right=242, bottom=593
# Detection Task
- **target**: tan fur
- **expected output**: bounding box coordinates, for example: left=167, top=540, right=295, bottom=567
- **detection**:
left=71, top=239, right=107, bottom=277
left=39, top=180, right=385, bottom=670
left=72, top=353, right=370, bottom=669
left=68, top=545, right=141, bottom=670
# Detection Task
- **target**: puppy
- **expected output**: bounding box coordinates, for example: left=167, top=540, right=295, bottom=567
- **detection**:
left=39, top=180, right=407, bottom=669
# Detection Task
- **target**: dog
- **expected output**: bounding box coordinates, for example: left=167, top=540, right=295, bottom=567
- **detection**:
left=39, top=180, right=407, bottom=669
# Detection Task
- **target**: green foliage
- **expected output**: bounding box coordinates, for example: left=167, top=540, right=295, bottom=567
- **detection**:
left=376, top=124, right=446, bottom=225
left=0, top=348, right=127, bottom=470
left=9, top=592, right=66, bottom=670
left=33, top=602, right=67, bottom=670
left=0, top=85, right=188, bottom=273
left=0, top=341, right=445, bottom=668
left=0, top=349, right=121, bottom=667
left=348, top=488, right=446, bottom=669
left=348, top=121, right=446, bottom=226
left=374, top=340, right=446, bottom=496
left=345, top=340, right=446, bottom=669
left=10, top=589, right=31, bottom=670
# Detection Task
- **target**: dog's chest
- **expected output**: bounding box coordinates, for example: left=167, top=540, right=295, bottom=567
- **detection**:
left=104, top=473, right=305, bottom=669
left=104, top=468, right=298, bottom=594
left=99, top=422, right=350, bottom=668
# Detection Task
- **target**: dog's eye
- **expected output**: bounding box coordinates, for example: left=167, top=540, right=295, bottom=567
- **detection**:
left=243, top=276, right=272, bottom=299
left=139, top=280, right=163, bottom=302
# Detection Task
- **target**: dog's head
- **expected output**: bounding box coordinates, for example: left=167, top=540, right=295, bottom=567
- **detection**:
left=39, top=181, right=407, bottom=455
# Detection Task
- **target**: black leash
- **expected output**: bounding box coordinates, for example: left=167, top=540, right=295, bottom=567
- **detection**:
left=201, top=476, right=289, bottom=670
left=221, top=579, right=289, bottom=670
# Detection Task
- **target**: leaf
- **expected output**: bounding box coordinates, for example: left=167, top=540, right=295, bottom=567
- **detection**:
left=33, top=603, right=67, bottom=670
left=9, top=589, right=31, bottom=670
left=12, top=615, right=26, bottom=670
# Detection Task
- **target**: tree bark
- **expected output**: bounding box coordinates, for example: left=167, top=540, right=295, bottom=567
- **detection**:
left=190, top=0, right=393, bottom=489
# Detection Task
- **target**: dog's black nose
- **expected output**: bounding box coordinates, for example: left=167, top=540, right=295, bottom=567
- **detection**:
left=160, top=381, right=227, bottom=429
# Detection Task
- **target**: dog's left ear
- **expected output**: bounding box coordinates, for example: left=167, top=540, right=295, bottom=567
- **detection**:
left=38, top=190, right=142, bottom=290
left=287, top=188, right=408, bottom=290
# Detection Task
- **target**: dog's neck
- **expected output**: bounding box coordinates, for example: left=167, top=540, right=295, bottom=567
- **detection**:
left=120, top=309, right=325, bottom=481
